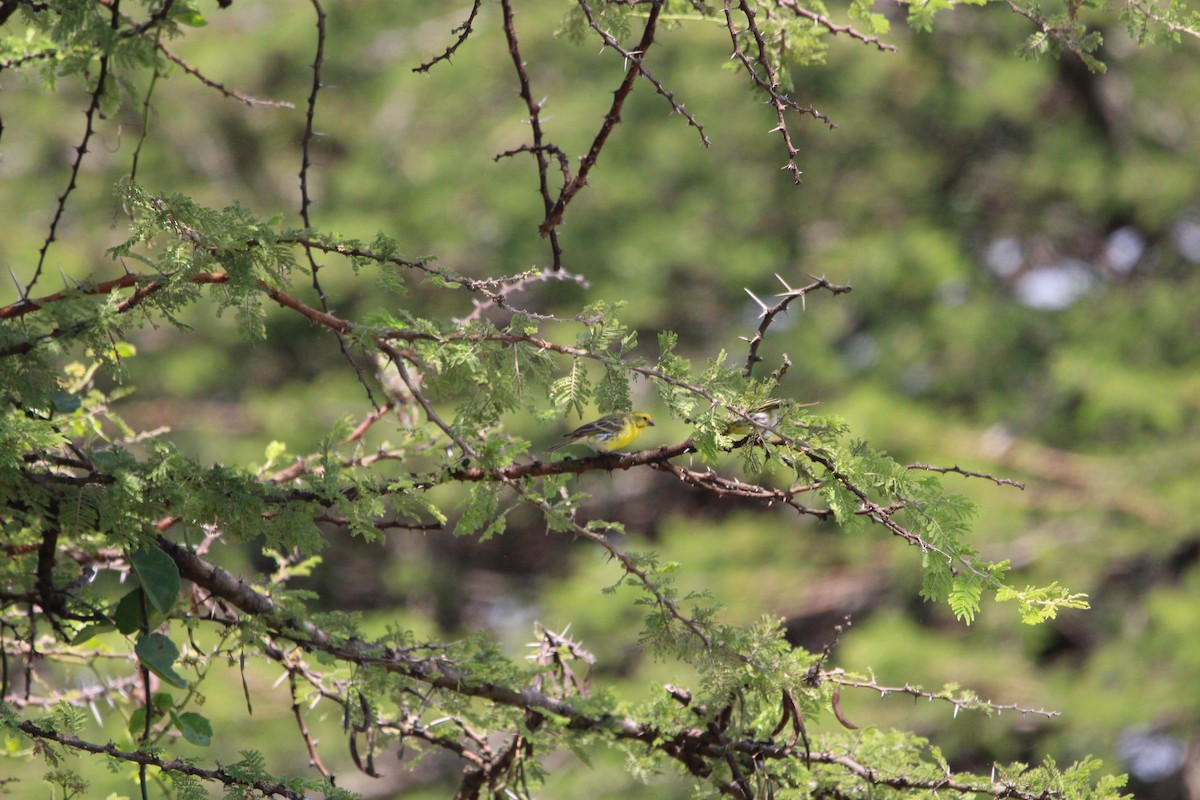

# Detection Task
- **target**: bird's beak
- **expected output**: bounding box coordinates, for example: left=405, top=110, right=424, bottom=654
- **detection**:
left=647, top=419, right=655, bottom=426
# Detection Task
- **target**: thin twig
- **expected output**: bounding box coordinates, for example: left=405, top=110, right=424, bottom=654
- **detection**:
left=906, top=462, right=1026, bottom=490
left=156, top=41, right=294, bottom=107
left=17, top=722, right=307, bottom=799
left=27, top=15, right=116, bottom=297
left=821, top=669, right=1061, bottom=718
left=777, top=0, right=897, bottom=51
left=413, top=0, right=483, bottom=73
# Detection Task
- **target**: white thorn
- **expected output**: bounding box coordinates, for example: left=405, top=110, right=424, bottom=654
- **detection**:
left=744, top=288, right=769, bottom=316
left=9, top=267, right=25, bottom=300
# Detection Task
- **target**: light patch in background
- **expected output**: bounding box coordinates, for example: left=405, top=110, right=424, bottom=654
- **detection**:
left=1117, top=727, right=1187, bottom=783
left=985, top=236, right=1023, bottom=278
left=1013, top=259, right=1096, bottom=310
left=1171, top=217, right=1200, bottom=264
left=842, top=332, right=879, bottom=373
left=1103, top=226, right=1144, bottom=274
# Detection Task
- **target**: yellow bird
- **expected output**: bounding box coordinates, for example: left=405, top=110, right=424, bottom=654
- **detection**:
left=547, top=412, right=655, bottom=453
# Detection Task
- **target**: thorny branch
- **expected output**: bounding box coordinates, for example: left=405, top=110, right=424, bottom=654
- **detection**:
left=821, top=669, right=1061, bottom=718
left=577, top=0, right=710, bottom=146
left=25, top=0, right=118, bottom=298
left=722, top=0, right=836, bottom=183
left=777, top=0, right=897, bottom=51
left=2, top=2, right=1087, bottom=798
left=741, top=273, right=853, bottom=377
left=14, top=538, right=1066, bottom=800
left=499, top=0, right=566, bottom=270
left=906, top=462, right=1026, bottom=490
left=413, top=0, right=483, bottom=73
left=538, top=2, right=666, bottom=237
left=6, top=260, right=1011, bottom=590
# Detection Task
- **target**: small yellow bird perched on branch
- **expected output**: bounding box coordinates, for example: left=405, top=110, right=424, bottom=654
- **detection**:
left=547, top=412, right=655, bottom=453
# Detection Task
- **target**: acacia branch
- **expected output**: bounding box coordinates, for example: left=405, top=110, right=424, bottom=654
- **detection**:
left=413, top=0, right=483, bottom=73
left=538, top=1, right=665, bottom=237
left=742, top=274, right=853, bottom=376
left=499, top=0, right=565, bottom=270
left=821, top=670, right=1060, bottom=718
left=149, top=538, right=1072, bottom=800
left=577, top=0, right=710, bottom=145
left=721, top=0, right=835, bottom=183
left=1126, top=0, right=1200, bottom=38
left=155, top=39, right=293, bottom=106
left=906, top=462, right=1026, bottom=490
left=26, top=11, right=115, bottom=297
left=776, top=0, right=897, bottom=51
left=5, top=259, right=994, bottom=601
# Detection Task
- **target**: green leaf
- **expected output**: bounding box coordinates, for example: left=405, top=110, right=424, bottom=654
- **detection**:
left=129, top=546, right=181, bottom=615
left=114, top=588, right=165, bottom=635
left=71, top=622, right=115, bottom=645
left=948, top=574, right=983, bottom=624
left=135, top=633, right=188, bottom=688
left=173, top=711, right=213, bottom=746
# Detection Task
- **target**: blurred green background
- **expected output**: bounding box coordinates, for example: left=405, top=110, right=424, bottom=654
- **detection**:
left=4, top=1, right=1200, bottom=797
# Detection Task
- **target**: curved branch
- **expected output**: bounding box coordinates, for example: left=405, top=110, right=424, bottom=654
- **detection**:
left=413, top=0, right=483, bottom=73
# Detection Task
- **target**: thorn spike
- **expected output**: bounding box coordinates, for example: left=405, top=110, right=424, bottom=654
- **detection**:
left=9, top=267, right=25, bottom=300
left=744, top=288, right=769, bottom=312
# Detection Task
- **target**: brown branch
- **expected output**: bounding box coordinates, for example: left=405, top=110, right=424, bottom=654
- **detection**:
left=1, top=271, right=227, bottom=320
left=906, top=462, right=1026, bottom=490
left=648, top=459, right=834, bottom=519
left=298, top=0, right=326, bottom=232
left=776, top=0, right=897, bottom=52
left=742, top=274, right=852, bottom=377
left=122, top=0, right=175, bottom=36
left=820, top=670, right=1061, bottom=718
left=413, top=0, right=483, bottom=73
left=288, top=669, right=334, bottom=780
left=577, top=0, right=710, bottom=146
left=538, top=1, right=665, bottom=237
left=26, top=10, right=116, bottom=297
left=156, top=40, right=293, bottom=107
left=499, top=0, right=565, bottom=270
left=722, top=0, right=835, bottom=183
